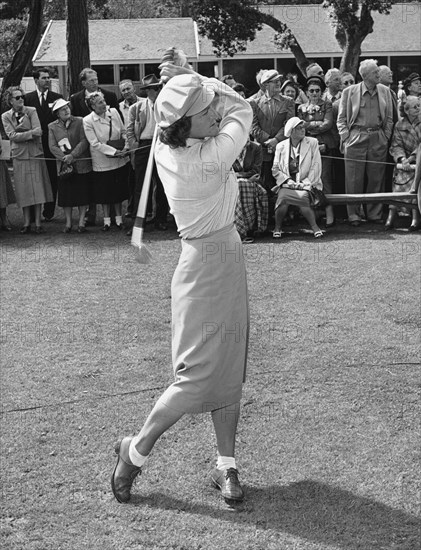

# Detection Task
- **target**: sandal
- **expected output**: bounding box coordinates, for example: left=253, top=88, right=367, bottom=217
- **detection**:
left=273, top=230, right=282, bottom=238
left=242, top=237, right=254, bottom=244
left=313, top=230, right=324, bottom=238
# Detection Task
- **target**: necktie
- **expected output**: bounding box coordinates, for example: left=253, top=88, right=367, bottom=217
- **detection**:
left=41, top=92, right=47, bottom=108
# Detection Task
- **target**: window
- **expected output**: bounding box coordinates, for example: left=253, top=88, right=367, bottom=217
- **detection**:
left=92, top=65, right=114, bottom=84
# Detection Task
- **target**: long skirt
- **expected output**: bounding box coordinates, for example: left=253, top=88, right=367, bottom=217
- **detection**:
left=92, top=165, right=129, bottom=204
left=58, top=171, right=92, bottom=207
left=0, top=161, right=15, bottom=208
left=159, top=224, right=249, bottom=414
left=12, top=156, right=53, bottom=208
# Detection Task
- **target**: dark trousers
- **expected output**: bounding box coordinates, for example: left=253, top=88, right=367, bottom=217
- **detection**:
left=126, top=162, right=136, bottom=217
left=260, top=159, right=277, bottom=223
left=133, top=142, right=168, bottom=223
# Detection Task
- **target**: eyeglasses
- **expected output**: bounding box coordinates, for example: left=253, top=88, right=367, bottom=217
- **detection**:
left=308, top=89, right=321, bottom=94
left=12, top=95, right=24, bottom=100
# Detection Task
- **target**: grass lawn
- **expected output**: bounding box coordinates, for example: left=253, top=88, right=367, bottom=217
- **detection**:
left=0, top=204, right=420, bottom=550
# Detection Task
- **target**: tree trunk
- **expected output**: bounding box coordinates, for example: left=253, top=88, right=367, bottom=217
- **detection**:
left=259, top=12, right=309, bottom=77
left=67, top=0, right=90, bottom=96
left=0, top=0, right=45, bottom=111
left=339, top=31, right=365, bottom=78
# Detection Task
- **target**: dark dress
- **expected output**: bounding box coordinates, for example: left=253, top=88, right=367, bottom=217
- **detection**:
left=48, top=116, right=93, bottom=207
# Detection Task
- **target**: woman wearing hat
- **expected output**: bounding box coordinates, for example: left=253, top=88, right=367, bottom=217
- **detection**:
left=271, top=117, right=324, bottom=238
left=48, top=99, right=92, bottom=233
left=83, top=91, right=129, bottom=231
left=385, top=96, right=421, bottom=231
left=403, top=73, right=421, bottom=99
left=1, top=86, right=53, bottom=234
left=298, top=75, right=336, bottom=227
left=111, top=64, right=253, bottom=505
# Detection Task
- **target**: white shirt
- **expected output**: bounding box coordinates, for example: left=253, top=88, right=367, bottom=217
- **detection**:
left=119, top=96, right=141, bottom=127
left=154, top=78, right=253, bottom=239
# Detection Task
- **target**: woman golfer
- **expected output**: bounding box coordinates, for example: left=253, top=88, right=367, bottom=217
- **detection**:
left=111, top=64, right=253, bottom=503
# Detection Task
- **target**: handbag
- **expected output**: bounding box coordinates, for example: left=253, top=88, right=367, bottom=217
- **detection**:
left=106, top=116, right=125, bottom=151
left=58, top=161, right=74, bottom=181
left=308, top=186, right=329, bottom=208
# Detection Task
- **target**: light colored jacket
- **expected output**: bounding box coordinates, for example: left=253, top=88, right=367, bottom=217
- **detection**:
left=126, top=97, right=154, bottom=149
left=272, top=136, right=322, bottom=190
left=1, top=106, right=43, bottom=159
left=83, top=107, right=128, bottom=172
left=337, top=82, right=394, bottom=143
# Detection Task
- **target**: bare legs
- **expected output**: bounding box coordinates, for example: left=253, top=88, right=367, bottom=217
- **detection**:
left=22, top=204, right=41, bottom=228
left=386, top=205, right=420, bottom=229
left=274, top=203, right=322, bottom=235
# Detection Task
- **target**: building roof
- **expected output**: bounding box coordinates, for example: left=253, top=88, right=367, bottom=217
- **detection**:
left=33, top=4, right=421, bottom=66
left=199, top=3, right=421, bottom=58
left=33, top=18, right=199, bottom=65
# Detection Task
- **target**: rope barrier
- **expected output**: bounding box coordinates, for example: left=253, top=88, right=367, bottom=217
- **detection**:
left=1, top=142, right=152, bottom=162
left=1, top=144, right=417, bottom=168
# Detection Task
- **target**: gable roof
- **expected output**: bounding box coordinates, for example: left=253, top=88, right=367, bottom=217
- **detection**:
left=33, top=4, right=421, bottom=66
left=198, top=3, right=421, bottom=58
left=33, top=18, right=199, bottom=65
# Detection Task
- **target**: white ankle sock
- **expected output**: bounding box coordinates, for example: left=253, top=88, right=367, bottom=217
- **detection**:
left=104, top=217, right=111, bottom=226
left=129, top=438, right=148, bottom=468
left=216, top=455, right=236, bottom=471
left=115, top=215, right=123, bottom=225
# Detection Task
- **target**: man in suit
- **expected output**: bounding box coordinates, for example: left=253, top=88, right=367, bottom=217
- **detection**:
left=70, top=68, right=121, bottom=225
left=24, top=67, right=62, bottom=220
left=337, top=59, right=394, bottom=225
left=250, top=69, right=295, bottom=219
left=126, top=74, right=168, bottom=233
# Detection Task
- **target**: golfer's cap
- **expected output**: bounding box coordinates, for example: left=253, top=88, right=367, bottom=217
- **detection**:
left=284, top=117, right=304, bottom=138
left=52, top=98, right=70, bottom=112
left=154, top=74, right=215, bottom=129
left=260, top=70, right=282, bottom=86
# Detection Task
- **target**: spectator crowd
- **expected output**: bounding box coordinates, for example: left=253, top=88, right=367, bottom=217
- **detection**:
left=1, top=61, right=420, bottom=240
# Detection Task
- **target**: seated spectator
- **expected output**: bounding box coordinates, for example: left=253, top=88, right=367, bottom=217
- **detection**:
left=83, top=91, right=129, bottom=231
left=340, top=72, right=355, bottom=89
left=0, top=141, right=15, bottom=231
left=411, top=144, right=421, bottom=211
left=385, top=96, right=421, bottom=231
left=48, top=99, right=92, bottom=233
left=233, top=139, right=268, bottom=241
left=298, top=76, right=336, bottom=227
left=221, top=74, right=236, bottom=88
left=233, top=83, right=247, bottom=98
left=271, top=117, right=324, bottom=239
left=280, top=80, right=301, bottom=114
left=1, top=86, right=53, bottom=234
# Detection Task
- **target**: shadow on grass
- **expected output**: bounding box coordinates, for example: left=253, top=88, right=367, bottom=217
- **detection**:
left=130, top=479, right=420, bottom=549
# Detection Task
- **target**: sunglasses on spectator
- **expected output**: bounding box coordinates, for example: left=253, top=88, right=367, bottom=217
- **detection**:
left=308, top=89, right=321, bottom=93
left=12, top=95, right=24, bottom=100
left=342, top=80, right=354, bottom=85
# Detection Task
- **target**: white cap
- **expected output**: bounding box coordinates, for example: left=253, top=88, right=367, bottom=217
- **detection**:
left=154, top=74, right=215, bottom=128
left=260, top=70, right=282, bottom=85
left=284, top=117, right=304, bottom=138
left=51, top=98, right=70, bottom=112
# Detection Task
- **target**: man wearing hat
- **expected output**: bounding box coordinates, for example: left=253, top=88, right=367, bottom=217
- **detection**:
left=25, top=67, right=63, bottom=221
left=111, top=64, right=253, bottom=506
left=250, top=69, right=295, bottom=217
left=403, top=72, right=421, bottom=99
left=337, top=59, right=394, bottom=225
left=126, top=74, right=168, bottom=231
